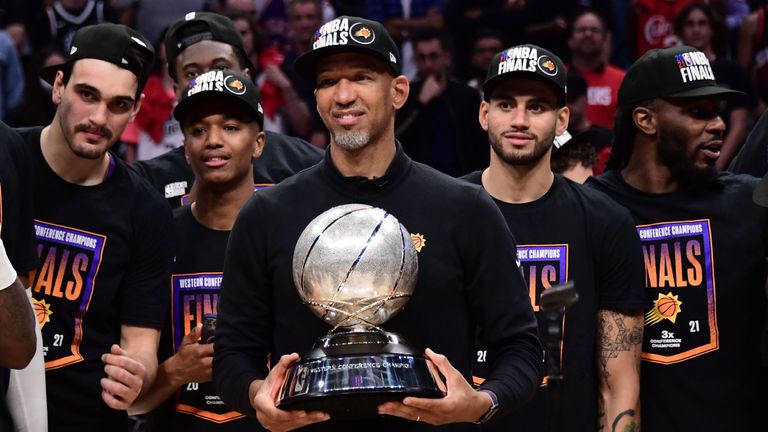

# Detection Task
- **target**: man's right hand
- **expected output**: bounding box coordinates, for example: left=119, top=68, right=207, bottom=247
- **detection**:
left=418, top=74, right=446, bottom=105
left=167, top=324, right=214, bottom=386
left=250, top=353, right=330, bottom=431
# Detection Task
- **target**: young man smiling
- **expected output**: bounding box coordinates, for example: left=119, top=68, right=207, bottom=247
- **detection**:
left=589, top=45, right=768, bottom=431
left=130, top=69, right=265, bottom=432
left=213, top=16, right=542, bottom=432
left=463, top=44, right=645, bottom=432
left=17, top=23, right=174, bottom=431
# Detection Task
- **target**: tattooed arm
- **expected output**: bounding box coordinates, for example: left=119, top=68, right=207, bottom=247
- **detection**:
left=0, top=277, right=36, bottom=369
left=596, top=309, right=642, bottom=432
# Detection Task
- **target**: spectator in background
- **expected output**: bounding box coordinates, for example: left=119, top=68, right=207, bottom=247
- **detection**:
left=396, top=29, right=488, bottom=176
left=466, top=29, right=505, bottom=96
left=566, top=72, right=613, bottom=174
left=551, top=131, right=599, bottom=183
left=0, top=30, right=24, bottom=121
left=280, top=0, right=329, bottom=147
left=568, top=9, right=625, bottom=130
left=445, top=0, right=527, bottom=81
left=34, top=0, right=120, bottom=54
left=629, top=0, right=693, bottom=59
left=6, top=45, right=63, bottom=128
left=120, top=28, right=178, bottom=163
left=226, top=9, right=266, bottom=75
left=370, top=0, right=446, bottom=80
left=737, top=3, right=768, bottom=112
left=675, top=2, right=753, bottom=170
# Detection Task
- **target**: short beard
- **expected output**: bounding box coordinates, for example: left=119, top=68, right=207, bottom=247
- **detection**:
left=658, top=125, right=718, bottom=186
left=490, top=130, right=553, bottom=166
left=333, top=131, right=370, bottom=151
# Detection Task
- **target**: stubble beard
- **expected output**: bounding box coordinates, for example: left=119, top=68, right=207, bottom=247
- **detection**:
left=490, top=128, right=554, bottom=166
left=333, top=130, right=371, bottom=151
left=658, top=125, right=718, bottom=186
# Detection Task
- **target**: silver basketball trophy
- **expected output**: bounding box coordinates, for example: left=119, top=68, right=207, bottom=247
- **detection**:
left=277, top=204, right=445, bottom=419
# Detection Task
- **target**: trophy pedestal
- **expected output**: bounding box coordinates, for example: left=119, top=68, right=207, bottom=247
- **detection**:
left=278, top=329, right=445, bottom=420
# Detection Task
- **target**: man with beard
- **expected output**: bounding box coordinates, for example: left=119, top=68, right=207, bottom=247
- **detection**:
left=568, top=9, right=624, bottom=130
left=589, top=45, right=768, bottom=431
left=16, top=23, right=174, bottom=431
left=213, top=16, right=543, bottom=431
left=463, top=44, right=644, bottom=432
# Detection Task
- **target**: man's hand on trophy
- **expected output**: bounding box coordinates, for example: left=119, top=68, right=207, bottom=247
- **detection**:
left=166, top=324, right=214, bottom=386
left=250, top=353, right=331, bottom=431
left=378, top=348, right=492, bottom=425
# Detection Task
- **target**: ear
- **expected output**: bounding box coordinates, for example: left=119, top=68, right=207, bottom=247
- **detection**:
left=52, top=70, right=65, bottom=105
left=478, top=100, right=490, bottom=131
left=555, top=105, right=570, bottom=136
left=391, top=75, right=409, bottom=109
left=633, top=106, right=657, bottom=136
left=243, top=67, right=252, bottom=80
left=252, top=130, right=266, bottom=160
left=128, top=92, right=145, bottom=123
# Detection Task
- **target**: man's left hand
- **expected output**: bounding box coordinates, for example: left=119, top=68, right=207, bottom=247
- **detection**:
left=101, top=344, right=146, bottom=410
left=378, top=348, right=492, bottom=425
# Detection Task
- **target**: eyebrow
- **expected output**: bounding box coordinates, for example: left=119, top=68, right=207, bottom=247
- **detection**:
left=73, top=83, right=136, bottom=105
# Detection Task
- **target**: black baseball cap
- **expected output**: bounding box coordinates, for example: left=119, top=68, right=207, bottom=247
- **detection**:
left=294, top=16, right=401, bottom=81
left=173, top=69, right=264, bottom=130
left=165, top=12, right=256, bottom=82
left=39, top=23, right=154, bottom=90
left=619, top=45, right=744, bottom=108
left=482, top=44, right=567, bottom=106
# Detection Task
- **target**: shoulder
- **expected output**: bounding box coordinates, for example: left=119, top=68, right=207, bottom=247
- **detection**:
left=558, top=176, right=635, bottom=221
left=604, top=64, right=626, bottom=78
left=458, top=169, right=484, bottom=186
left=264, top=131, right=323, bottom=159
left=117, top=157, right=174, bottom=213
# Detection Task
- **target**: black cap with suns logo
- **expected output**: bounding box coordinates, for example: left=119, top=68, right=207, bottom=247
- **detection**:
left=482, top=44, right=567, bottom=106
left=618, top=45, right=744, bottom=108
left=293, top=16, right=401, bottom=81
left=173, top=69, right=264, bottom=129
left=39, top=23, right=154, bottom=89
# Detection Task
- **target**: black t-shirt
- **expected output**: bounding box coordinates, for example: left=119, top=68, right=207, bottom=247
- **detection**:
left=463, top=172, right=645, bottom=432
left=213, top=145, right=543, bottom=431
left=0, top=122, right=37, bottom=432
left=587, top=170, right=768, bottom=432
left=146, top=205, right=265, bottom=431
left=18, top=126, right=174, bottom=431
left=130, top=131, right=323, bottom=209
left=0, top=122, right=37, bottom=273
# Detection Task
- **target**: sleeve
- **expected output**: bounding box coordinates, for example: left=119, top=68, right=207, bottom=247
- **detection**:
left=213, top=196, right=273, bottom=417
left=464, top=189, right=544, bottom=412
left=117, top=180, right=173, bottom=328
left=593, top=200, right=646, bottom=310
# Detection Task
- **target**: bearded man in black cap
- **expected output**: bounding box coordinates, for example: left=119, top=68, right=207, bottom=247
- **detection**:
left=463, top=44, right=645, bottom=432
left=213, top=16, right=542, bottom=431
left=588, top=46, right=768, bottom=431
left=16, top=23, right=173, bottom=431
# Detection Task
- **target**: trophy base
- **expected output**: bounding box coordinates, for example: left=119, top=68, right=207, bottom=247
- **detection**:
left=277, top=330, right=445, bottom=420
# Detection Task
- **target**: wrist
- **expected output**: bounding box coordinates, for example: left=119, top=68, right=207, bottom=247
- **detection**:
left=164, top=355, right=184, bottom=388
left=474, top=389, right=500, bottom=424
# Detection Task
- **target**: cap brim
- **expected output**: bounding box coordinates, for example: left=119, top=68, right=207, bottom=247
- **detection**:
left=754, top=174, right=768, bottom=207
left=294, top=45, right=398, bottom=82
left=482, top=71, right=566, bottom=105
left=667, top=85, right=745, bottom=102
left=174, top=92, right=261, bottom=126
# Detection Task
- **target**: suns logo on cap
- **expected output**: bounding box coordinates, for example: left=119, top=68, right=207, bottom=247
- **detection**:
left=349, top=22, right=375, bottom=45
left=225, top=75, right=247, bottom=95
left=537, top=55, right=558, bottom=76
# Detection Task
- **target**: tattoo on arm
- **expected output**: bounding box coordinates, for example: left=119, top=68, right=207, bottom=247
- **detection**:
left=597, top=310, right=643, bottom=384
left=611, top=409, right=637, bottom=432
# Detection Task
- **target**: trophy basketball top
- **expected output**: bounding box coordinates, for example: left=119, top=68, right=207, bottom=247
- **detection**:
left=292, top=204, right=418, bottom=331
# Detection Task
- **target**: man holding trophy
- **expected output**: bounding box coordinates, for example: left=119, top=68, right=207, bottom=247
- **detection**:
left=213, top=16, right=543, bottom=431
